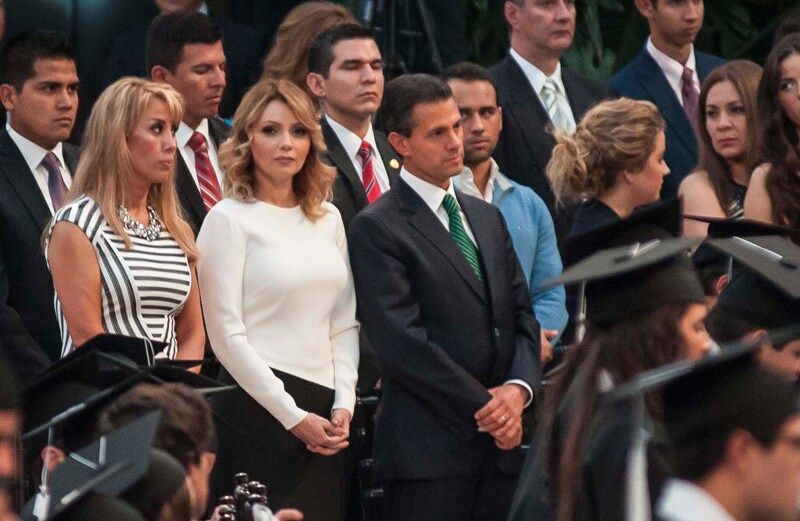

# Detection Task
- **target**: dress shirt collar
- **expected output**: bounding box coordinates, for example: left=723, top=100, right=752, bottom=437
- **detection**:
left=657, top=479, right=736, bottom=521
left=5, top=122, right=67, bottom=174
left=400, top=167, right=459, bottom=215
left=455, top=159, right=512, bottom=203
left=325, top=114, right=379, bottom=162
left=509, top=48, right=566, bottom=97
left=176, top=118, right=212, bottom=151
left=646, top=37, right=698, bottom=86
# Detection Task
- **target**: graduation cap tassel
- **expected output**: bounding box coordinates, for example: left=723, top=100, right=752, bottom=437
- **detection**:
left=575, top=281, right=587, bottom=343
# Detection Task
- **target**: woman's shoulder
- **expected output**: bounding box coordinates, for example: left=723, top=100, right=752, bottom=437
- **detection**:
left=750, top=162, right=773, bottom=184
left=53, top=195, right=104, bottom=227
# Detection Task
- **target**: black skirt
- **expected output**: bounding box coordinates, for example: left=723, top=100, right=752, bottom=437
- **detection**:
left=209, top=367, right=345, bottom=521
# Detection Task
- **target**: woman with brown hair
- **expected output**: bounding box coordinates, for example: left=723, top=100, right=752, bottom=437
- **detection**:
left=197, top=78, right=358, bottom=520
left=546, top=98, right=669, bottom=236
left=745, top=34, right=800, bottom=228
left=680, top=60, right=764, bottom=237
left=46, top=77, right=204, bottom=362
left=261, top=1, right=355, bottom=97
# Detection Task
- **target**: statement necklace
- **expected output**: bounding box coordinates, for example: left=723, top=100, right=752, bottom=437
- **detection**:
left=118, top=205, right=162, bottom=241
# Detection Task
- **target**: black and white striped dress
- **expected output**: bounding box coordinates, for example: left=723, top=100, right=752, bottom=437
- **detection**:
left=47, top=195, right=192, bottom=358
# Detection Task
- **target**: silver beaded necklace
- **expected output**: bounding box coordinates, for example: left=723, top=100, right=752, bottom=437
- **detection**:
left=118, top=205, right=162, bottom=241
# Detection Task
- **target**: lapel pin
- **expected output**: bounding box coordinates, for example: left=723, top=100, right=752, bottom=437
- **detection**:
left=389, top=159, right=400, bottom=170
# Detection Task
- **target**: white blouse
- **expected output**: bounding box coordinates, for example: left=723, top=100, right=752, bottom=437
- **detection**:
left=197, top=198, right=359, bottom=429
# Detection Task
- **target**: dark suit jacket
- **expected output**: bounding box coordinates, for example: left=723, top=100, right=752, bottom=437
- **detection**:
left=489, top=54, right=609, bottom=244
left=348, top=178, right=541, bottom=481
left=102, top=17, right=266, bottom=118
left=177, top=117, right=231, bottom=235
left=0, top=128, right=79, bottom=374
left=609, top=47, right=725, bottom=200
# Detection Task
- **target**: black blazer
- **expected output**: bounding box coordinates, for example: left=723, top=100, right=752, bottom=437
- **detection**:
left=321, top=118, right=402, bottom=230
left=0, top=128, right=79, bottom=374
left=489, top=54, right=609, bottom=243
left=176, top=117, right=231, bottom=235
left=348, top=178, right=541, bottom=481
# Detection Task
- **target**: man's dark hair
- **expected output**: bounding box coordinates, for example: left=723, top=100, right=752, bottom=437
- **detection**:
left=307, top=23, right=377, bottom=77
left=146, top=11, right=223, bottom=72
left=375, top=73, right=453, bottom=137
left=0, top=30, right=73, bottom=90
left=97, top=383, right=216, bottom=468
left=440, top=62, right=497, bottom=94
left=776, top=8, right=800, bottom=43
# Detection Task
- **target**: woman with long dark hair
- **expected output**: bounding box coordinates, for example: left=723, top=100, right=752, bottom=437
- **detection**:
left=745, top=34, right=800, bottom=227
left=680, top=60, right=764, bottom=236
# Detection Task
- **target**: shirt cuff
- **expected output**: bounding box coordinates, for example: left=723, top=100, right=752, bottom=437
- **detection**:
left=504, top=379, right=533, bottom=408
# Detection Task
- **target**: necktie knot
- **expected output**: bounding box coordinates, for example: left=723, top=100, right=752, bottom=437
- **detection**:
left=542, top=78, right=559, bottom=96
left=682, top=66, right=694, bottom=83
left=188, top=131, right=209, bottom=154
left=357, top=140, right=372, bottom=164
left=442, top=193, right=460, bottom=218
left=41, top=152, right=68, bottom=211
left=41, top=152, right=61, bottom=175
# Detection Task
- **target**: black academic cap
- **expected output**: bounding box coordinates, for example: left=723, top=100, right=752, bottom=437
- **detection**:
left=30, top=410, right=162, bottom=520
left=684, top=215, right=800, bottom=243
left=544, top=237, right=705, bottom=327
left=564, top=198, right=682, bottom=266
left=53, top=493, right=146, bottom=521
left=120, top=449, right=187, bottom=520
left=0, top=359, right=18, bottom=411
left=708, top=236, right=800, bottom=329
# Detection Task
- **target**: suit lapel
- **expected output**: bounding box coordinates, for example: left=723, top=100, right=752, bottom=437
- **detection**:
left=208, top=117, right=231, bottom=149
left=375, top=131, right=401, bottom=186
left=395, top=179, right=487, bottom=303
left=635, top=49, right=697, bottom=154
left=175, top=153, right=206, bottom=225
left=695, top=53, right=719, bottom=82
left=322, top=119, right=369, bottom=209
left=62, top=143, right=79, bottom=173
left=562, top=67, right=595, bottom=122
left=0, top=130, right=52, bottom=232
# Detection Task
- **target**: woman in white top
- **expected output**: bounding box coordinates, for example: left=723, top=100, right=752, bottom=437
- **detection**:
left=197, top=78, right=359, bottom=520
left=46, top=77, right=204, bottom=363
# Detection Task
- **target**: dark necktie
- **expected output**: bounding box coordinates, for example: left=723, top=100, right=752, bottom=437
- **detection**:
left=442, top=194, right=483, bottom=282
left=187, top=131, right=222, bottom=210
left=41, top=152, right=68, bottom=211
left=681, top=67, right=699, bottom=134
left=356, top=140, right=382, bottom=203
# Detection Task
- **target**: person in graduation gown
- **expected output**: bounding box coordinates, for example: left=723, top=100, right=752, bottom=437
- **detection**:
left=509, top=214, right=713, bottom=521
left=546, top=97, right=669, bottom=237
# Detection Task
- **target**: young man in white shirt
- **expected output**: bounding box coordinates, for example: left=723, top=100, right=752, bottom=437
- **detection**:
left=0, top=30, right=80, bottom=372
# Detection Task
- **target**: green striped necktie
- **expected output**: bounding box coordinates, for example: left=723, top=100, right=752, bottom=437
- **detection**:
left=442, top=194, right=484, bottom=282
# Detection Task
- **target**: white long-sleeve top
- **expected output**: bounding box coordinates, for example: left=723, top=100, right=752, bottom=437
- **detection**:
left=196, top=198, right=360, bottom=430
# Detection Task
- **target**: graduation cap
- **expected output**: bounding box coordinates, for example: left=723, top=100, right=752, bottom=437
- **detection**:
left=707, top=236, right=800, bottom=330
left=544, top=237, right=705, bottom=328
left=51, top=493, right=146, bottom=521
left=119, top=449, right=187, bottom=521
left=684, top=215, right=800, bottom=244
left=25, top=410, right=161, bottom=520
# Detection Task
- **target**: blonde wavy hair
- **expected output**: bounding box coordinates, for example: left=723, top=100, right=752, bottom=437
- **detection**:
left=261, top=1, right=355, bottom=97
left=67, top=77, right=197, bottom=262
left=546, top=97, right=665, bottom=207
left=218, top=78, right=334, bottom=221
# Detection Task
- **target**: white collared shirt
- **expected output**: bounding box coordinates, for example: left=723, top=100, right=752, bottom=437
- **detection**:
left=509, top=48, right=576, bottom=130
left=176, top=119, right=224, bottom=190
left=657, top=479, right=737, bottom=521
left=646, top=38, right=700, bottom=107
left=400, top=168, right=476, bottom=244
left=5, top=123, right=72, bottom=214
left=325, top=115, right=391, bottom=193
left=455, top=160, right=512, bottom=204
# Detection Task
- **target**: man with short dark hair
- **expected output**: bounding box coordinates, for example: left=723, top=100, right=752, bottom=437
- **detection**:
left=147, top=11, right=228, bottom=235
left=0, top=30, right=80, bottom=374
left=610, top=0, right=724, bottom=200
left=351, top=73, right=540, bottom=520
left=490, top=0, right=608, bottom=245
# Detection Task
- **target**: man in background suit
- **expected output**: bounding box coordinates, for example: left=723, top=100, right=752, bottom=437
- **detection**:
left=609, top=0, right=724, bottom=200
left=489, top=0, right=608, bottom=245
left=148, top=11, right=230, bottom=235
left=349, top=74, right=540, bottom=520
left=0, top=31, right=80, bottom=375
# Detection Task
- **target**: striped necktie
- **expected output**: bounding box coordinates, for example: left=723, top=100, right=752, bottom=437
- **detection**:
left=187, top=131, right=222, bottom=210
left=357, top=140, right=382, bottom=203
left=442, top=194, right=483, bottom=282
left=540, top=78, right=574, bottom=133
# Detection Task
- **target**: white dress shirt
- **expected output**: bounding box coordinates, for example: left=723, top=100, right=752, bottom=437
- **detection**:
left=176, top=119, right=225, bottom=189
left=401, top=168, right=533, bottom=404
left=657, top=479, right=736, bottom=521
left=646, top=38, right=700, bottom=107
left=509, top=48, right=577, bottom=130
left=325, top=115, right=391, bottom=193
left=5, top=123, right=72, bottom=214
left=455, top=160, right=509, bottom=203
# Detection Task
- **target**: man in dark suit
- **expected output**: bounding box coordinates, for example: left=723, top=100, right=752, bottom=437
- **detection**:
left=0, top=31, right=80, bottom=375
left=609, top=0, right=724, bottom=200
left=103, top=0, right=264, bottom=120
left=147, top=11, right=230, bottom=235
left=489, top=0, right=609, bottom=244
left=349, top=74, right=540, bottom=520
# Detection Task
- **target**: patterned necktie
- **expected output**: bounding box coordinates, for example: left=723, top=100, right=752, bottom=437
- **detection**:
left=442, top=194, right=483, bottom=282
left=356, top=140, right=382, bottom=203
left=540, top=78, right=574, bottom=133
left=41, top=152, right=68, bottom=211
left=681, top=67, right=699, bottom=134
left=187, top=131, right=222, bottom=210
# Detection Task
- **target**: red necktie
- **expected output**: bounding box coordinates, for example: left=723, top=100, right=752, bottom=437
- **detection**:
left=187, top=131, right=222, bottom=210
left=681, top=67, right=699, bottom=135
left=356, top=140, right=381, bottom=204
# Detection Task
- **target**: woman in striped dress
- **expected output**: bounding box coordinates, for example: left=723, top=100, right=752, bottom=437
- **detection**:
left=46, top=77, right=204, bottom=363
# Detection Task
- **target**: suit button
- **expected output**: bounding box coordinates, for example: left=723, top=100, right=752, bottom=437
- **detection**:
left=494, top=327, right=500, bottom=338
